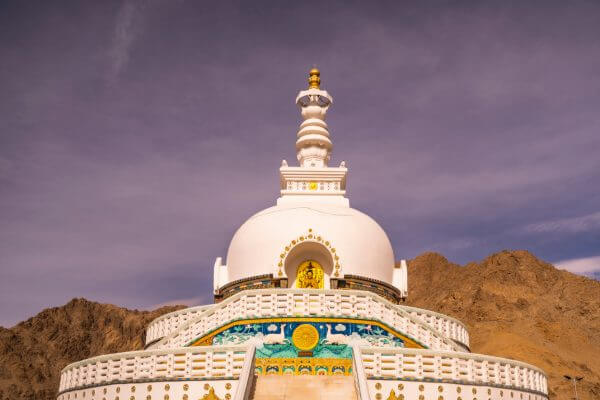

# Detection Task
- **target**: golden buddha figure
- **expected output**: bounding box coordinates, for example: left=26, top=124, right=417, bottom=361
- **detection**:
left=296, top=260, right=324, bottom=289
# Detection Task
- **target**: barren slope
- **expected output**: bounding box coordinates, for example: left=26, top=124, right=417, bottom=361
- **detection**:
left=0, top=299, right=183, bottom=400
left=405, top=250, right=600, bottom=400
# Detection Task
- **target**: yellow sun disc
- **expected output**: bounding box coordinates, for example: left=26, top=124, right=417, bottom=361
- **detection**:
left=291, top=324, right=320, bottom=351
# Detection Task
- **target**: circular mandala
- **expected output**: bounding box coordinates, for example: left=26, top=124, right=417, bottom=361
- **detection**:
left=291, top=324, right=319, bottom=351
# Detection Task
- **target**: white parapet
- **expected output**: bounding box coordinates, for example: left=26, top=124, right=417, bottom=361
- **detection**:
left=57, top=344, right=547, bottom=400
left=145, top=289, right=470, bottom=350
left=352, top=342, right=371, bottom=400
left=58, top=345, right=251, bottom=397
left=361, top=347, right=548, bottom=399
left=148, top=289, right=466, bottom=352
left=399, top=304, right=470, bottom=350
left=233, top=344, right=257, bottom=400
left=278, top=165, right=349, bottom=206
left=145, top=304, right=213, bottom=346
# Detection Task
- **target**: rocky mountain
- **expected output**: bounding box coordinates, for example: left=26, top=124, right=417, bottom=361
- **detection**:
left=0, top=250, right=598, bottom=400
left=404, top=250, right=600, bottom=400
left=0, top=299, right=183, bottom=400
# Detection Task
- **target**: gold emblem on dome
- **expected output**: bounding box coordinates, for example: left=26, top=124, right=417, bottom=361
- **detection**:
left=309, top=182, right=318, bottom=190
left=296, top=260, right=324, bottom=289
left=292, top=324, right=320, bottom=351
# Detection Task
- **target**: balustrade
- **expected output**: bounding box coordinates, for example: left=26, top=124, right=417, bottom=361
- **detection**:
left=360, top=347, right=547, bottom=394
left=59, top=346, right=248, bottom=393
left=147, top=289, right=467, bottom=352
left=146, top=292, right=470, bottom=351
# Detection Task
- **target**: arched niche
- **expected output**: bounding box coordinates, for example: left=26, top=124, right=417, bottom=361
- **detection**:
left=283, top=241, right=334, bottom=289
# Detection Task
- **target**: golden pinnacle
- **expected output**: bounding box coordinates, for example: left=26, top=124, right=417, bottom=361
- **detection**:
left=308, top=67, right=320, bottom=89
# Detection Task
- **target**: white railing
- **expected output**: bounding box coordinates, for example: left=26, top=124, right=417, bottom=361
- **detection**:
left=145, top=304, right=212, bottom=345
left=233, top=344, right=256, bottom=400
left=360, top=347, right=547, bottom=395
left=150, top=289, right=461, bottom=352
left=146, top=292, right=469, bottom=350
left=399, top=305, right=470, bottom=349
left=145, top=293, right=470, bottom=350
left=59, top=345, right=250, bottom=393
left=352, top=343, right=371, bottom=400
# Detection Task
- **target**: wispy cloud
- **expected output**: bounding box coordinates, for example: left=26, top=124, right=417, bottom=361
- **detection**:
left=107, top=0, right=146, bottom=84
left=522, top=212, right=600, bottom=234
left=151, top=296, right=208, bottom=309
left=555, top=255, right=600, bottom=275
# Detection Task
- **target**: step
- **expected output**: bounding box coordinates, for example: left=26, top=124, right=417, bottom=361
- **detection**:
left=251, top=374, right=358, bottom=400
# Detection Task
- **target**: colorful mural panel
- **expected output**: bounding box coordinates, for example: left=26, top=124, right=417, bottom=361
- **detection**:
left=209, top=320, right=406, bottom=358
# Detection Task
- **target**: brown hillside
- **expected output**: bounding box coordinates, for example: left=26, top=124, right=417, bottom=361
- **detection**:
left=0, top=250, right=598, bottom=400
left=0, top=299, right=184, bottom=400
left=404, top=250, right=600, bottom=400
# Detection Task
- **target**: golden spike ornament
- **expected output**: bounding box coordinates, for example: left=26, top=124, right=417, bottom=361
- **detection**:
left=308, top=67, right=320, bottom=89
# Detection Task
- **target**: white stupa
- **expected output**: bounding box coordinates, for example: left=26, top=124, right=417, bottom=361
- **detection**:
left=217, top=68, right=402, bottom=295
left=57, top=69, right=548, bottom=400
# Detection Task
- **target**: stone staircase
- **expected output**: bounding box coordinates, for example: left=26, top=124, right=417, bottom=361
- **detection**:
left=250, top=374, right=358, bottom=400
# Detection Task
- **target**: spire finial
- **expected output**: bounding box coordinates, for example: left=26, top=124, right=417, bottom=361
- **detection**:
left=308, top=67, right=320, bottom=89
left=295, top=68, right=333, bottom=168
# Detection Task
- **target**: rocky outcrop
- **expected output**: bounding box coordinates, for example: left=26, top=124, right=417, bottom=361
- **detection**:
left=0, top=299, right=183, bottom=400
left=404, top=250, right=600, bottom=400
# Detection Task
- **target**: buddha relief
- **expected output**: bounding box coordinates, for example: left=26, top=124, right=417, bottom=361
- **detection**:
left=296, top=260, right=324, bottom=289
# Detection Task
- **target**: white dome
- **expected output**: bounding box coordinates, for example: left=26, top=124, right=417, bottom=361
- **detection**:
left=225, top=203, right=395, bottom=287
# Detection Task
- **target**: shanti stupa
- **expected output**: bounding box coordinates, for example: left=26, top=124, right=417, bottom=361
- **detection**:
left=57, top=70, right=549, bottom=400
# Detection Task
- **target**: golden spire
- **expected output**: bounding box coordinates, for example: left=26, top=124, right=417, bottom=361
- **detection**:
left=308, top=67, right=320, bottom=89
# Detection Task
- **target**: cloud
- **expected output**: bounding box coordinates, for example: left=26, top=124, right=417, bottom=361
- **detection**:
left=522, top=212, right=600, bottom=234
left=151, top=296, right=208, bottom=309
left=555, top=256, right=600, bottom=275
left=107, top=0, right=146, bottom=84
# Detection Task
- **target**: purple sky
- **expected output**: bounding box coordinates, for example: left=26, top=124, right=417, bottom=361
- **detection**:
left=1, top=1, right=599, bottom=327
